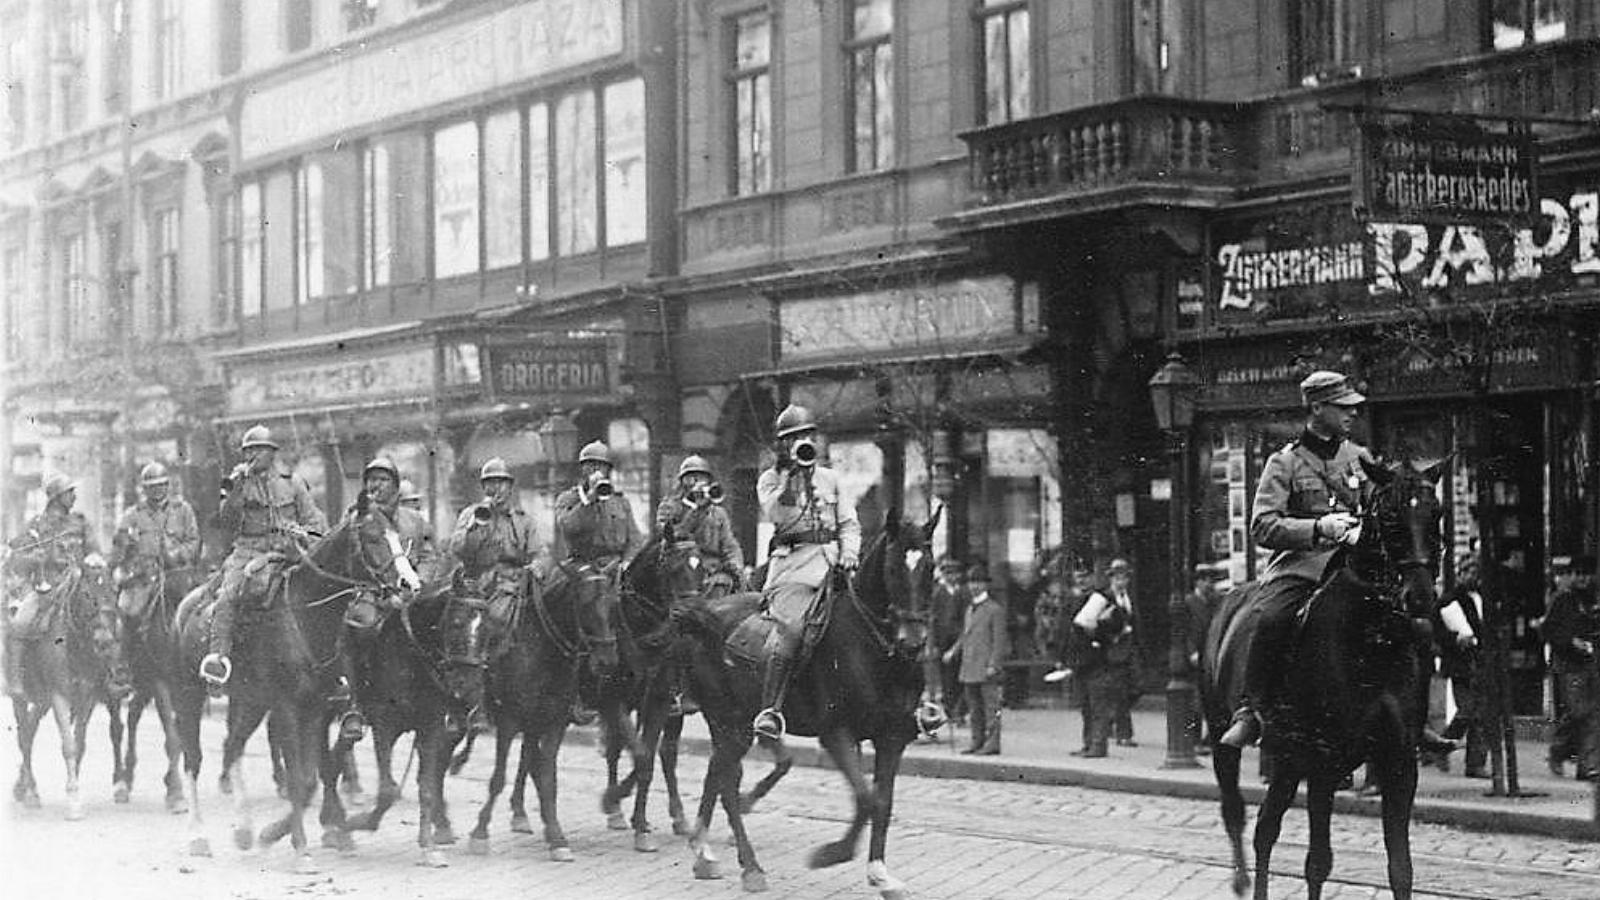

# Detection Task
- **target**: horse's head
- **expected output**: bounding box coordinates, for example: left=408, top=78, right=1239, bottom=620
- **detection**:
left=868, top=506, right=941, bottom=660
left=433, top=592, right=489, bottom=720
left=1356, top=455, right=1446, bottom=618
left=657, top=537, right=710, bottom=601
left=78, top=564, right=132, bottom=699
left=322, top=495, right=423, bottom=602
left=574, top=565, right=621, bottom=671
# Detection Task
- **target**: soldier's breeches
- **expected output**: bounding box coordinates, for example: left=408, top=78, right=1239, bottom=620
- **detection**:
left=210, top=555, right=250, bottom=656
left=1243, top=577, right=1316, bottom=706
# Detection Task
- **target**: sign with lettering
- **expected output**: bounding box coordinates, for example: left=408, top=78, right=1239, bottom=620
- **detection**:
left=485, top=339, right=614, bottom=400
left=239, top=0, right=623, bottom=161
left=228, top=347, right=436, bottom=413
left=780, top=276, right=1026, bottom=361
left=1357, top=113, right=1537, bottom=226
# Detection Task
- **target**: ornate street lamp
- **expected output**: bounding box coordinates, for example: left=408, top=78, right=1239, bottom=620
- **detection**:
left=1148, top=352, right=1201, bottom=769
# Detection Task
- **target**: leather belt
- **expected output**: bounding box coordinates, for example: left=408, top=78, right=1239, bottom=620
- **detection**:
left=775, top=528, right=836, bottom=547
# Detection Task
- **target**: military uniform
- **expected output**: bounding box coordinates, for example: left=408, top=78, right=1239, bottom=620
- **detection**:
left=655, top=496, right=744, bottom=594
left=758, top=463, right=862, bottom=627
left=210, top=461, right=328, bottom=660
left=6, top=485, right=103, bottom=695
left=110, top=493, right=200, bottom=615
left=449, top=500, right=535, bottom=578
left=395, top=505, right=442, bottom=586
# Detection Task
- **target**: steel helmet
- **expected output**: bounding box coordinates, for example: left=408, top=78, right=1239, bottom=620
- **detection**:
left=398, top=479, right=424, bottom=503
left=774, top=404, right=817, bottom=439
left=139, top=462, right=170, bottom=486
left=479, top=458, right=514, bottom=482
left=239, top=424, right=279, bottom=451
left=676, top=455, right=713, bottom=480
left=43, top=474, right=77, bottom=500
left=362, top=457, right=400, bottom=482
left=578, top=441, right=612, bottom=465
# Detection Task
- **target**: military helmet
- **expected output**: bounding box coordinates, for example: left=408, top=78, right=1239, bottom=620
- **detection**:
left=774, top=404, right=817, bottom=439
left=139, top=462, right=170, bottom=486
left=676, top=455, right=713, bottom=480
left=362, top=457, right=400, bottom=482
left=479, top=457, right=514, bottom=482
left=239, top=424, right=279, bottom=451
left=43, top=473, right=77, bottom=500
left=578, top=441, right=612, bottom=465
left=398, top=479, right=424, bottom=503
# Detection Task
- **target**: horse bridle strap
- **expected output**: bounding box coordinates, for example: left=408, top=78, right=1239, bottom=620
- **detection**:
left=531, top=584, right=585, bottom=660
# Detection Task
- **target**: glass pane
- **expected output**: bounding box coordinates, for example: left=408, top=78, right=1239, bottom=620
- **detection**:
left=263, top=169, right=294, bottom=310
left=483, top=109, right=522, bottom=270
left=300, top=162, right=323, bottom=300
left=317, top=150, right=358, bottom=297
left=735, top=13, right=769, bottom=69
left=604, top=78, right=647, bottom=247
left=364, top=144, right=390, bottom=287
left=853, top=0, right=891, bottom=39
left=528, top=102, right=550, bottom=261
left=373, top=132, right=427, bottom=285
left=1008, top=9, right=1030, bottom=121
left=983, top=16, right=1007, bottom=124
left=873, top=44, right=894, bottom=168
left=1535, top=0, right=1567, bottom=43
left=555, top=89, right=597, bottom=256
left=240, top=182, right=262, bottom=317
left=853, top=48, right=874, bottom=169
left=433, top=120, right=480, bottom=278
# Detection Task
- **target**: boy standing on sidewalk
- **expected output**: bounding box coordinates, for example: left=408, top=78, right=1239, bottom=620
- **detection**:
left=945, top=563, right=1009, bottom=755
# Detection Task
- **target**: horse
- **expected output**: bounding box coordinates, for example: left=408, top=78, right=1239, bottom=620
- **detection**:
left=324, top=579, right=489, bottom=866
left=656, top=511, right=935, bottom=897
left=597, top=537, right=793, bottom=852
left=459, top=561, right=620, bottom=861
left=1200, top=456, right=1445, bottom=900
left=106, top=561, right=198, bottom=813
left=169, top=499, right=421, bottom=871
left=9, top=561, right=132, bottom=820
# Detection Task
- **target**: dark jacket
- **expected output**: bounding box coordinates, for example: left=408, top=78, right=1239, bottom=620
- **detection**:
left=449, top=500, right=535, bottom=578
left=554, top=487, right=641, bottom=567
left=1543, top=586, right=1600, bottom=674
left=655, top=495, right=744, bottom=578
left=950, top=594, right=1009, bottom=684
left=1435, top=582, right=1486, bottom=680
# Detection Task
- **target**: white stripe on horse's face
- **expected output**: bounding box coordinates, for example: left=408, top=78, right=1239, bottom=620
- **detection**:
left=387, top=530, right=421, bottom=592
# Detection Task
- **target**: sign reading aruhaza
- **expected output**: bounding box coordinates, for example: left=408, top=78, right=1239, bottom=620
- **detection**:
left=1358, top=113, right=1537, bottom=226
left=485, top=339, right=614, bottom=399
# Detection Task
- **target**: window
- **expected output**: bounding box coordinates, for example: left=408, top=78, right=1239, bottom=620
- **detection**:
left=101, top=220, right=124, bottom=334
left=727, top=12, right=771, bottom=195
left=977, top=0, right=1029, bottom=124
left=845, top=0, right=894, bottom=173
left=217, top=0, right=242, bottom=77
left=53, top=8, right=87, bottom=133
left=483, top=109, right=522, bottom=270
left=3, top=247, right=21, bottom=362
left=285, top=0, right=313, bottom=53
left=240, top=181, right=263, bottom=318
left=432, top=120, right=481, bottom=278
left=102, top=0, right=128, bottom=114
left=343, top=0, right=379, bottom=32
left=554, top=90, right=597, bottom=256
left=4, top=37, right=24, bottom=148
left=1290, top=0, right=1353, bottom=85
left=295, top=163, right=322, bottom=303
left=153, top=0, right=181, bottom=99
left=364, top=132, right=426, bottom=286
left=60, top=233, right=87, bottom=346
left=1490, top=0, right=1568, bottom=49
left=215, top=189, right=238, bottom=327
left=152, top=208, right=179, bottom=331
left=528, top=102, right=551, bottom=261
left=603, top=78, right=646, bottom=247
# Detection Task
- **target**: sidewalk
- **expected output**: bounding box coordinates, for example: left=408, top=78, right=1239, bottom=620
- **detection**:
left=643, top=700, right=1600, bottom=842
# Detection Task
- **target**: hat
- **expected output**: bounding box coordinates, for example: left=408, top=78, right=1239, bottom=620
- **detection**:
left=1556, top=554, right=1596, bottom=573
left=936, top=557, right=965, bottom=574
left=1300, top=370, right=1366, bottom=407
left=1193, top=561, right=1228, bottom=581
left=1107, top=558, right=1132, bottom=575
left=966, top=562, right=990, bottom=583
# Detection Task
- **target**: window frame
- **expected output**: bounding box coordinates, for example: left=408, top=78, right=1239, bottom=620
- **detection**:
left=725, top=10, right=773, bottom=196
left=974, top=0, right=1031, bottom=126
left=1289, top=0, right=1353, bottom=86
left=214, top=188, right=238, bottom=328
left=284, top=0, right=313, bottom=54
left=60, top=231, right=87, bottom=348
left=1485, top=0, right=1570, bottom=51
left=153, top=0, right=181, bottom=100
left=843, top=0, right=895, bottom=174
left=151, top=206, right=179, bottom=332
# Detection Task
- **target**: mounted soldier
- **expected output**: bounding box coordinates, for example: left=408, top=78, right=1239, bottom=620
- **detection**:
left=752, top=404, right=861, bottom=741
left=109, top=463, right=201, bottom=622
left=449, top=457, right=535, bottom=650
left=5, top=474, right=109, bottom=697
left=200, top=425, right=329, bottom=690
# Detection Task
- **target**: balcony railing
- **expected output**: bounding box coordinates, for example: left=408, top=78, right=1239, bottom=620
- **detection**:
left=959, top=96, right=1252, bottom=208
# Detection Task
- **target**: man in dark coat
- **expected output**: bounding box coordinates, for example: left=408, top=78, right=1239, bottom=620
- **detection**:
left=1436, top=555, right=1487, bottom=777
left=1543, top=554, right=1600, bottom=780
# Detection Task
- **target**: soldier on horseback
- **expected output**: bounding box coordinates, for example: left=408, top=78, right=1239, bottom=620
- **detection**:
left=450, top=457, right=535, bottom=647
left=6, top=474, right=110, bottom=696
left=651, top=454, right=746, bottom=715
left=752, top=404, right=861, bottom=741
left=109, top=463, right=200, bottom=622
left=554, top=441, right=643, bottom=725
left=200, top=425, right=329, bottom=691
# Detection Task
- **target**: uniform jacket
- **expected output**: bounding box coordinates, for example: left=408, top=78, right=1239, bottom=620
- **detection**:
left=757, top=463, right=862, bottom=592
left=655, top=495, right=745, bottom=578
left=8, top=507, right=100, bottom=583
left=950, top=593, right=1009, bottom=684
left=110, top=497, right=200, bottom=579
left=1543, top=587, right=1600, bottom=673
left=395, top=506, right=443, bottom=585
left=554, top=487, right=641, bottom=567
left=1251, top=429, right=1372, bottom=585
left=1435, top=581, right=1485, bottom=680
left=449, top=500, right=536, bottom=578
left=218, top=462, right=328, bottom=553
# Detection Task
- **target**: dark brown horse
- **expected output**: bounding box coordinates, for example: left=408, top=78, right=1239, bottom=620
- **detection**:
left=459, top=563, right=619, bottom=861
left=658, top=512, right=935, bottom=897
left=106, top=561, right=198, bottom=812
left=1201, top=457, right=1444, bottom=900
left=170, top=500, right=420, bottom=871
left=9, top=561, right=131, bottom=820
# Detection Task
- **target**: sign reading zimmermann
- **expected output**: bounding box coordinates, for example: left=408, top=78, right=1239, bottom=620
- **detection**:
left=1358, top=112, right=1537, bottom=226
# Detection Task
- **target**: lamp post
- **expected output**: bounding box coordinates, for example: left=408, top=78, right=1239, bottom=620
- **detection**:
left=1148, top=352, right=1201, bottom=769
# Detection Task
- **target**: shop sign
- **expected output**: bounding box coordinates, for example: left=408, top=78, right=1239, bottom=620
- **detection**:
left=228, top=347, right=436, bottom=414
left=780, top=276, right=1025, bottom=361
left=1364, top=325, right=1569, bottom=397
left=1357, top=113, right=1538, bottom=226
left=240, top=0, right=623, bottom=161
left=484, top=338, right=614, bottom=400
left=1192, top=342, right=1347, bottom=410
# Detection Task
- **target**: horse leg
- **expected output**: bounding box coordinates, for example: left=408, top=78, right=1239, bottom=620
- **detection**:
left=173, top=683, right=211, bottom=856
left=108, top=692, right=129, bottom=803
left=739, top=733, right=793, bottom=815
left=1252, top=760, right=1303, bottom=900
left=1378, top=757, right=1418, bottom=900
left=628, top=702, right=666, bottom=852
left=317, top=712, right=356, bottom=853
left=862, top=737, right=911, bottom=900
left=1303, top=770, right=1339, bottom=900
left=687, top=726, right=732, bottom=882
left=428, top=734, right=458, bottom=845
left=533, top=725, right=575, bottom=862
left=13, top=698, right=45, bottom=809
left=148, top=680, right=188, bottom=813
left=1212, top=744, right=1251, bottom=896
left=51, top=691, right=85, bottom=820
left=221, top=700, right=268, bottom=851
left=346, top=724, right=401, bottom=833
left=601, top=703, right=637, bottom=832
left=340, top=743, right=366, bottom=802
left=468, top=722, right=515, bottom=853
left=660, top=712, right=692, bottom=835
left=811, top=726, right=869, bottom=870
left=280, top=710, right=323, bottom=873
left=709, top=722, right=765, bottom=892
left=415, top=725, right=449, bottom=868
left=508, top=726, right=535, bottom=834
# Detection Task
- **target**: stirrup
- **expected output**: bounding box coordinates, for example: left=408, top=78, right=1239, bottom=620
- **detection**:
left=338, top=709, right=367, bottom=743
left=199, top=654, right=232, bottom=686
left=753, top=708, right=785, bottom=740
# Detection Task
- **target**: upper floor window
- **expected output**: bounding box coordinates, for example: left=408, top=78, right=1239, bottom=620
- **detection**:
left=297, top=152, right=358, bottom=303
left=977, top=0, right=1030, bottom=124
left=1290, top=0, right=1354, bottom=86
left=4, top=36, right=26, bottom=148
left=52, top=6, right=88, bottom=133
left=60, top=232, right=88, bottom=347
left=344, top=0, right=380, bottom=31
left=285, top=0, right=313, bottom=54
left=153, top=0, right=181, bottom=99
left=845, top=0, right=894, bottom=173
left=362, top=133, right=427, bottom=288
left=218, top=0, right=243, bottom=77
left=2, top=246, right=21, bottom=363
left=604, top=79, right=646, bottom=247
left=1489, top=0, right=1568, bottom=49
left=239, top=181, right=264, bottom=319
left=215, top=189, right=238, bottom=328
left=433, top=119, right=481, bottom=278
left=151, top=208, right=179, bottom=331
left=102, top=0, right=128, bottom=114
left=727, top=11, right=772, bottom=195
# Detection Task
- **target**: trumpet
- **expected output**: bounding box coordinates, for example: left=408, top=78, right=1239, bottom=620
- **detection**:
left=473, top=505, right=493, bottom=524
left=707, top=482, right=725, bottom=504
left=791, top=438, right=818, bottom=467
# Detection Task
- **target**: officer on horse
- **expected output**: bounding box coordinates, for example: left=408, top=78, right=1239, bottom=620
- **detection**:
left=449, top=457, right=535, bottom=636
left=5, top=474, right=109, bottom=697
left=200, top=425, right=329, bottom=691
left=752, top=404, right=861, bottom=741
left=109, top=463, right=200, bottom=620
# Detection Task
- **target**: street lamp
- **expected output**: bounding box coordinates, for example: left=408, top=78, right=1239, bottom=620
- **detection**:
left=1148, top=352, right=1201, bottom=770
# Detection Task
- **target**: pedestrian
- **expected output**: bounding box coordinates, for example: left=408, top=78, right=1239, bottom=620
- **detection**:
left=943, top=563, right=1007, bottom=755
left=1056, top=558, right=1100, bottom=753
left=1105, top=557, right=1140, bottom=746
left=1437, top=555, right=1487, bottom=778
left=929, top=556, right=968, bottom=723
left=1070, top=560, right=1130, bottom=758
left=1184, top=561, right=1230, bottom=752
left=1542, top=554, right=1600, bottom=780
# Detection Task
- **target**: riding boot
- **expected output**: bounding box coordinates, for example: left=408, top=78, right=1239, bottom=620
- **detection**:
left=752, top=651, right=794, bottom=740
left=328, top=677, right=367, bottom=744
left=200, top=589, right=237, bottom=687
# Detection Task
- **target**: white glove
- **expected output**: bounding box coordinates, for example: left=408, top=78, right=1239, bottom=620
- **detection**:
left=84, top=552, right=106, bottom=569
left=1338, top=523, right=1363, bottom=546
left=1316, top=512, right=1359, bottom=543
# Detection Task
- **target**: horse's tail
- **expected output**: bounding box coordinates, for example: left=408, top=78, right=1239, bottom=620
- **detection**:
left=1200, top=582, right=1259, bottom=733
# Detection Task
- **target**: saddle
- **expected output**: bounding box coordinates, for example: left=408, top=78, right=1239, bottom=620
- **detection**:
left=242, top=553, right=290, bottom=610
left=7, top=576, right=74, bottom=640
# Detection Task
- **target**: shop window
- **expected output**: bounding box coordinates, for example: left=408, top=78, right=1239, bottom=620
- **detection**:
left=727, top=10, right=772, bottom=195
left=1290, top=0, right=1356, bottom=86
left=603, top=78, right=646, bottom=248
left=239, top=181, right=264, bottom=318
left=483, top=109, right=522, bottom=271
left=152, top=0, right=181, bottom=100
left=845, top=0, right=895, bottom=173
left=1488, top=0, right=1567, bottom=49
left=432, top=119, right=481, bottom=279
left=977, top=0, right=1030, bottom=125
left=554, top=89, right=597, bottom=256
left=608, top=418, right=653, bottom=538
left=151, top=207, right=179, bottom=332
left=528, top=102, right=551, bottom=262
left=363, top=132, right=426, bottom=287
